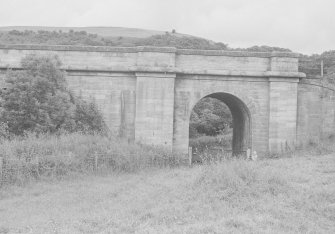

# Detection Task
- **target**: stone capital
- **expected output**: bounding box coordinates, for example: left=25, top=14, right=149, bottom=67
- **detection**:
left=135, top=72, right=176, bottom=78
left=268, top=77, right=300, bottom=83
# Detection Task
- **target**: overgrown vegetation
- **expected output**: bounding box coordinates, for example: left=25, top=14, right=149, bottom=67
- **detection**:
left=189, top=97, right=232, bottom=138
left=0, top=30, right=110, bottom=46
left=135, top=34, right=228, bottom=50
left=0, top=54, right=106, bottom=137
left=281, top=134, right=335, bottom=158
left=189, top=132, right=232, bottom=151
left=0, top=133, right=182, bottom=187
left=1, top=154, right=334, bottom=233
left=0, top=30, right=228, bottom=49
left=189, top=97, right=233, bottom=153
left=299, top=50, right=335, bottom=82
left=2, top=131, right=333, bottom=187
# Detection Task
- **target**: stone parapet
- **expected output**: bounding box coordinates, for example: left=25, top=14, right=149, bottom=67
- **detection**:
left=0, top=44, right=299, bottom=57
left=177, top=49, right=300, bottom=58
left=0, top=44, right=302, bottom=76
left=0, top=44, right=176, bottom=53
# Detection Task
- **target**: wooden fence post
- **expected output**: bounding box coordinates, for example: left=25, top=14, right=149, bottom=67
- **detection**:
left=94, top=153, right=98, bottom=171
left=0, top=157, right=3, bottom=184
left=246, top=148, right=251, bottom=160
left=188, top=147, right=192, bottom=166
left=36, top=155, right=40, bottom=178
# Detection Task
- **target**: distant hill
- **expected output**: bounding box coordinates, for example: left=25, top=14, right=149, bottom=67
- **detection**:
left=0, top=27, right=228, bottom=50
left=0, top=26, right=187, bottom=39
left=0, top=26, right=163, bottom=38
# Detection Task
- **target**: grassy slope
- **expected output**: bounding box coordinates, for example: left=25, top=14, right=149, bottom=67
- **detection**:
left=0, top=26, right=164, bottom=38
left=0, top=26, right=193, bottom=39
left=1, top=154, right=334, bottom=233
left=0, top=26, right=213, bottom=49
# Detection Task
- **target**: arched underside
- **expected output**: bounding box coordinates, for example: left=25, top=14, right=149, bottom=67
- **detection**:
left=199, top=92, right=252, bottom=155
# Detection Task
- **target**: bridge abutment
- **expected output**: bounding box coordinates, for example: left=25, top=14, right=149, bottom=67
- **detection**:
left=268, top=77, right=299, bottom=154
left=134, top=72, right=176, bottom=150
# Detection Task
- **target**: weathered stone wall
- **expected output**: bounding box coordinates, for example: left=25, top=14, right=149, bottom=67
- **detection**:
left=268, top=78, right=299, bottom=153
left=321, top=86, right=335, bottom=138
left=297, top=78, right=335, bottom=145
left=135, top=72, right=175, bottom=148
left=66, top=71, right=136, bottom=140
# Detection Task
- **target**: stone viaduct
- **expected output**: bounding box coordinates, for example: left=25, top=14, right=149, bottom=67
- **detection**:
left=0, top=45, right=334, bottom=159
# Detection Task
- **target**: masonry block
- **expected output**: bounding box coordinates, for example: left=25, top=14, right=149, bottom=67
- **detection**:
left=134, top=72, right=176, bottom=149
left=269, top=77, right=299, bottom=153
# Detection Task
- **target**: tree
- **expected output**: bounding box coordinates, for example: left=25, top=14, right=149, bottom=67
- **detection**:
left=0, top=54, right=106, bottom=136
left=189, top=97, right=232, bottom=138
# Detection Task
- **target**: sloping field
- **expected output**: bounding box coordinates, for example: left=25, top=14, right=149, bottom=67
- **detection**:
left=0, top=154, right=334, bottom=233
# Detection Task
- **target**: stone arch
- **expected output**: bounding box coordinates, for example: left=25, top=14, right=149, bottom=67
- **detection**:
left=189, top=91, right=253, bottom=155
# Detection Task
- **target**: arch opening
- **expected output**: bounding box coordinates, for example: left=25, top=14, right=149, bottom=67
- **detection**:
left=189, top=92, right=252, bottom=161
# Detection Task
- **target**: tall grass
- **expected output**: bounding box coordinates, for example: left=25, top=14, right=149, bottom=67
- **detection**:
left=269, top=134, right=335, bottom=158
left=0, top=133, right=183, bottom=186
left=194, top=159, right=290, bottom=203
left=189, top=132, right=232, bottom=151
left=1, top=131, right=335, bottom=187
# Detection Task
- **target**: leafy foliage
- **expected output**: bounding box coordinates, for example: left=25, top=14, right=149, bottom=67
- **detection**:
left=240, top=45, right=291, bottom=52
left=299, top=50, right=335, bottom=82
left=0, top=30, right=110, bottom=46
left=136, top=34, right=228, bottom=50
left=0, top=54, right=106, bottom=136
left=190, top=97, right=232, bottom=138
left=0, top=30, right=228, bottom=49
left=73, top=98, right=106, bottom=133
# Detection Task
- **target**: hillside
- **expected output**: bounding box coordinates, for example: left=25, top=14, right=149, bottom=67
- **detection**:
left=0, top=26, right=168, bottom=38
left=0, top=27, right=227, bottom=49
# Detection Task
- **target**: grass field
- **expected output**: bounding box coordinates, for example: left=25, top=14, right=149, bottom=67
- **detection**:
left=1, top=153, right=334, bottom=233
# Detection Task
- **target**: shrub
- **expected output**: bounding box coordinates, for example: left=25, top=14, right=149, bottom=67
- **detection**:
left=72, top=97, right=107, bottom=134
left=0, top=54, right=106, bottom=136
left=189, top=97, right=232, bottom=138
left=190, top=131, right=232, bottom=152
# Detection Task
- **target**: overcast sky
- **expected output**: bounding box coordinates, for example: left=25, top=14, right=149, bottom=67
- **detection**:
left=0, top=0, right=334, bottom=54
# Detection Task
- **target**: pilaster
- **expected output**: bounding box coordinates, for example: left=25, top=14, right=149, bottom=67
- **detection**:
left=134, top=72, right=176, bottom=150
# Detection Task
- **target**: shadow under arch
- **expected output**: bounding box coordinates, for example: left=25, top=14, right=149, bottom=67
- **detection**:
left=190, top=92, right=252, bottom=156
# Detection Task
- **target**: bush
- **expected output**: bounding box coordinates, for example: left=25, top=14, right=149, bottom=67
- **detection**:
left=189, top=97, right=232, bottom=138
left=136, top=34, right=228, bottom=50
left=0, top=54, right=106, bottom=136
left=189, top=130, right=232, bottom=152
